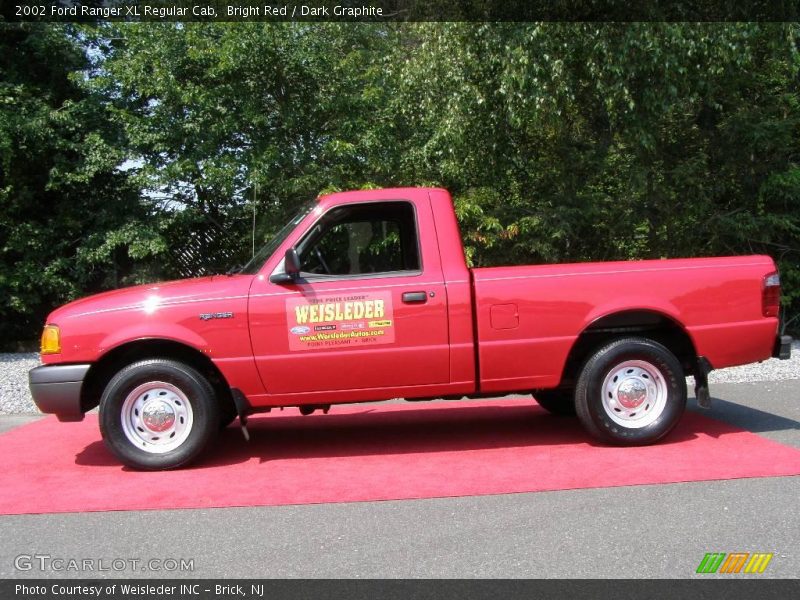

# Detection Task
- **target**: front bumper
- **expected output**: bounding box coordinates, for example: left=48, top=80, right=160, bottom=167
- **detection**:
left=28, top=364, right=91, bottom=422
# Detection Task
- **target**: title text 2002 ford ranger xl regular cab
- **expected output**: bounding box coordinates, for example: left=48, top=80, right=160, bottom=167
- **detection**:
left=29, top=188, right=793, bottom=470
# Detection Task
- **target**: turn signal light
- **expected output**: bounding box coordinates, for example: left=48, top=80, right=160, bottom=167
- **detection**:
left=40, top=325, right=61, bottom=355
left=762, top=272, right=781, bottom=318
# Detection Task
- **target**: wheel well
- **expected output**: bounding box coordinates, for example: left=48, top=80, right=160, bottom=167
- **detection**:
left=80, top=339, right=235, bottom=415
left=558, top=310, right=698, bottom=389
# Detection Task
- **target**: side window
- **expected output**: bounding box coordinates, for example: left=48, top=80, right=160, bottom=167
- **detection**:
left=298, top=202, right=420, bottom=276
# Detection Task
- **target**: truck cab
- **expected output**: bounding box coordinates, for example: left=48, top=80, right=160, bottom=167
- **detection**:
left=245, top=188, right=475, bottom=403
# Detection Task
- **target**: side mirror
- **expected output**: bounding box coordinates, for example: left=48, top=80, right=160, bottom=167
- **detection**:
left=269, top=247, right=301, bottom=284
left=284, top=247, right=301, bottom=276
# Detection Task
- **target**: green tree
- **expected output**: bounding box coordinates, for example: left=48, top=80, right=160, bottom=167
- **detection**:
left=87, top=22, right=398, bottom=270
left=3, top=22, right=798, bottom=345
left=0, top=23, right=164, bottom=348
left=390, top=23, right=800, bottom=325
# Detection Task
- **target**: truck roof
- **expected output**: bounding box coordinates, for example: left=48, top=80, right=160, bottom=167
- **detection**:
left=318, top=187, right=449, bottom=203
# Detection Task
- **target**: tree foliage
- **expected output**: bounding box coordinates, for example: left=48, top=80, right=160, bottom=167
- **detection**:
left=392, top=23, right=800, bottom=327
left=86, top=22, right=399, bottom=271
left=2, top=22, right=799, bottom=346
left=0, top=23, right=164, bottom=347
left=391, top=24, right=800, bottom=279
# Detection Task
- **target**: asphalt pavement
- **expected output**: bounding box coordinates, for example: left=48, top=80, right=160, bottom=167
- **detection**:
left=0, top=379, right=797, bottom=579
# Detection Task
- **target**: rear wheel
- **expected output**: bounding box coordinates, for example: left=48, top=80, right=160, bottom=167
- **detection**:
left=575, top=337, right=686, bottom=445
left=99, top=359, right=220, bottom=470
left=534, top=389, right=576, bottom=416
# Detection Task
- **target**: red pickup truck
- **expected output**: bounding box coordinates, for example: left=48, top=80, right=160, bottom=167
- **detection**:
left=29, top=187, right=792, bottom=469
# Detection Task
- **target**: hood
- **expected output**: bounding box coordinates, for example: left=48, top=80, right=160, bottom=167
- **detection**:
left=47, top=275, right=252, bottom=323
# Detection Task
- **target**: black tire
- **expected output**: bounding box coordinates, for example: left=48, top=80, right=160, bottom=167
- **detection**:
left=575, top=337, right=686, bottom=445
left=534, top=389, right=576, bottom=416
left=99, top=359, right=220, bottom=470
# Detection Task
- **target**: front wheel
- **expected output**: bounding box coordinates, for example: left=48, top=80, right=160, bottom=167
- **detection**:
left=99, top=359, right=220, bottom=470
left=575, top=337, right=686, bottom=445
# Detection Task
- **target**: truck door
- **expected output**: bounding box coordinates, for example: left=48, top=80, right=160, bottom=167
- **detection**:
left=248, top=199, right=449, bottom=395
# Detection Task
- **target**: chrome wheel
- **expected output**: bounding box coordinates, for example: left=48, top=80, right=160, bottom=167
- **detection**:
left=120, top=381, right=194, bottom=453
left=600, top=360, right=667, bottom=429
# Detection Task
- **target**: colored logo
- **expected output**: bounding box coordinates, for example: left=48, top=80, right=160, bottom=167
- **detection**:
left=286, top=291, right=395, bottom=351
left=696, top=552, right=773, bottom=574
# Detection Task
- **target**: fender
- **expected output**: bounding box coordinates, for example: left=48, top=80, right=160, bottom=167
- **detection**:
left=581, top=297, right=699, bottom=352
left=98, top=323, right=210, bottom=357
left=582, top=296, right=685, bottom=331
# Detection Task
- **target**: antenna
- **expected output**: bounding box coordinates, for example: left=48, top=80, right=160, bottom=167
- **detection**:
left=252, top=182, right=257, bottom=258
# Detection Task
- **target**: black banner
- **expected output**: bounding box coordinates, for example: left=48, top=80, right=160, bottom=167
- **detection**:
left=4, top=0, right=800, bottom=23
left=3, top=579, right=800, bottom=600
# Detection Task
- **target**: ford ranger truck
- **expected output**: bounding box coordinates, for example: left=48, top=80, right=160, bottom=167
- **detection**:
left=28, top=187, right=793, bottom=470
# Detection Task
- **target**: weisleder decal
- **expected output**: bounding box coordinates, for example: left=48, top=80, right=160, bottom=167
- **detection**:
left=286, top=291, right=395, bottom=351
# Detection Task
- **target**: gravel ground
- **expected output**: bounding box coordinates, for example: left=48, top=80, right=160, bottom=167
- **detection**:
left=705, top=341, right=800, bottom=383
left=1, top=342, right=798, bottom=415
left=0, top=353, right=39, bottom=415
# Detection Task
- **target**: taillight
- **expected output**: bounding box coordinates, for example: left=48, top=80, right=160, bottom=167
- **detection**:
left=762, top=272, right=781, bottom=317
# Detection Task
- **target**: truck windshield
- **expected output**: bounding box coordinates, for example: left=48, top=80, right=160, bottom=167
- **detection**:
left=238, top=199, right=317, bottom=275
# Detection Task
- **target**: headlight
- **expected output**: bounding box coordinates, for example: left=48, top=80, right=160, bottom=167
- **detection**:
left=40, top=325, right=61, bottom=355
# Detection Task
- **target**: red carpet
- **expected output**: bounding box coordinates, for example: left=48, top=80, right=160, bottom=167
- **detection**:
left=1, top=399, right=799, bottom=515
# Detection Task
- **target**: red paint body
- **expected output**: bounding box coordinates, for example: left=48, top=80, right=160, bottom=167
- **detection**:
left=42, top=188, right=781, bottom=410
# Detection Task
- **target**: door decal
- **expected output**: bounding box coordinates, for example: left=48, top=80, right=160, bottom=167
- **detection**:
left=285, top=291, right=395, bottom=351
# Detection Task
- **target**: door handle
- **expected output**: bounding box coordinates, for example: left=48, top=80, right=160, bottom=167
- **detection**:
left=402, top=291, right=428, bottom=304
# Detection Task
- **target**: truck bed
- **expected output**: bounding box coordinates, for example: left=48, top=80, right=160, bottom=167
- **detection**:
left=471, top=255, right=779, bottom=393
